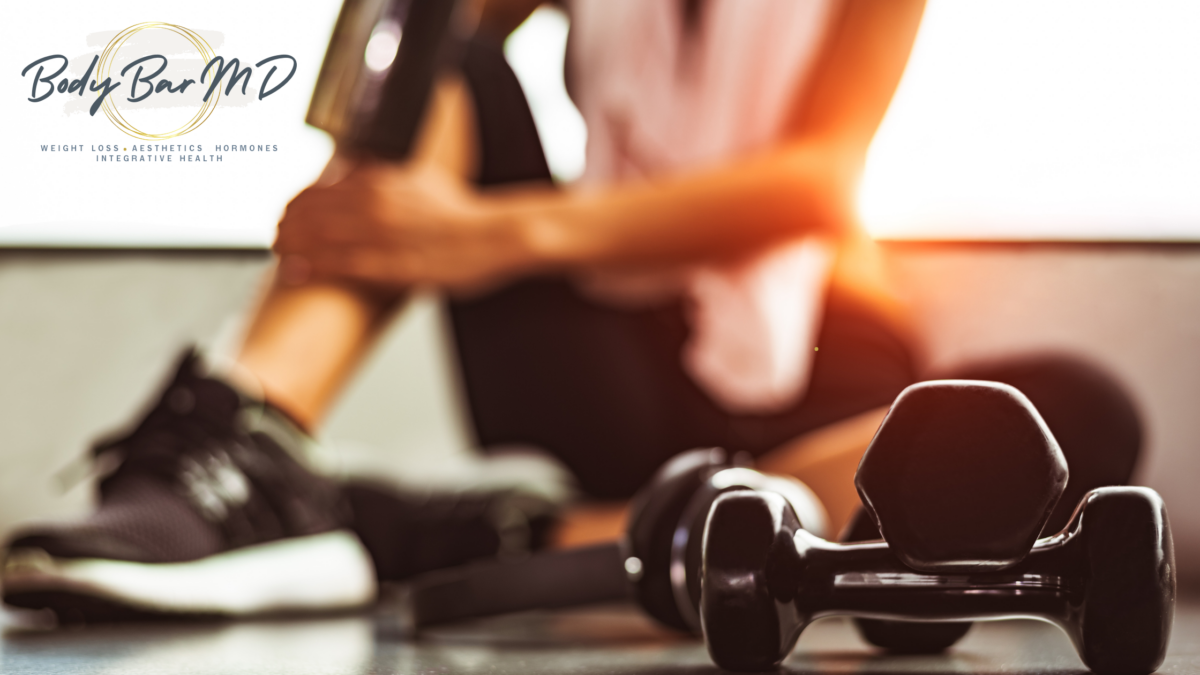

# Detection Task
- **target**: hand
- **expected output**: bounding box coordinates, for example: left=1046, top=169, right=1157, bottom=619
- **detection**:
left=274, top=162, right=532, bottom=293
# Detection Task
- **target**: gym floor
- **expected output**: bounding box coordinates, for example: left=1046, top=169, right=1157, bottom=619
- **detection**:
left=2, top=597, right=1197, bottom=674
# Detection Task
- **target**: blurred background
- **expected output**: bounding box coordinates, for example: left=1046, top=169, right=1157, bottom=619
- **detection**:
left=2, top=0, right=1200, bottom=590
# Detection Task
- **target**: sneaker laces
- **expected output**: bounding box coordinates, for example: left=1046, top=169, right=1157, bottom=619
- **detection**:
left=80, top=351, right=340, bottom=549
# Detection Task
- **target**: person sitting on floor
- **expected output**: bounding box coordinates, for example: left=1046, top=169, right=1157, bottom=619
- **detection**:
left=1, top=0, right=1141, bottom=620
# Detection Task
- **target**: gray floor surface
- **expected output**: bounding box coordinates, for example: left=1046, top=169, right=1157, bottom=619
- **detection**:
left=1, top=599, right=1196, bottom=674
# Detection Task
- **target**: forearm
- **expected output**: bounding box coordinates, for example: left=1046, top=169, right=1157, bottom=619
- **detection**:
left=479, top=0, right=927, bottom=277
left=490, top=141, right=858, bottom=275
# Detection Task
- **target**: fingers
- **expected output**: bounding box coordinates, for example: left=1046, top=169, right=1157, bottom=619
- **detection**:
left=276, top=184, right=453, bottom=257
left=275, top=181, right=383, bottom=252
left=272, top=159, right=496, bottom=291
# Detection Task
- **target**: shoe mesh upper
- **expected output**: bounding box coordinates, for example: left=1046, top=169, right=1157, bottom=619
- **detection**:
left=7, top=350, right=346, bottom=564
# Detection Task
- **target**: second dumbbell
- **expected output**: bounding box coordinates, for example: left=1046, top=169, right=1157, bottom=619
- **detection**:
left=701, top=486, right=1175, bottom=675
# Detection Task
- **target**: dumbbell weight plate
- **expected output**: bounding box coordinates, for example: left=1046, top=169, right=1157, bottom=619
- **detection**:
left=856, top=380, right=1068, bottom=573
left=624, top=448, right=730, bottom=632
left=1074, top=487, right=1175, bottom=675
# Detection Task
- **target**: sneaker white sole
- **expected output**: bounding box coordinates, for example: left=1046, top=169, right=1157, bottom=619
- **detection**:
left=2, top=529, right=377, bottom=616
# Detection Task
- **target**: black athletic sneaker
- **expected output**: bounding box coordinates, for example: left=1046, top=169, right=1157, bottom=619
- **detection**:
left=1, top=350, right=376, bottom=621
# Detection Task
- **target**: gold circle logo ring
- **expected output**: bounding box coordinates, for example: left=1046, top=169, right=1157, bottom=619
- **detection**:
left=97, top=23, right=220, bottom=140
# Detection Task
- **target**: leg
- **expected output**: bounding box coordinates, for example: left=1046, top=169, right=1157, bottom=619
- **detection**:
left=0, top=55, right=494, bottom=621
left=233, top=282, right=399, bottom=429
left=550, top=406, right=888, bottom=548
left=231, top=74, right=477, bottom=429
left=538, top=286, right=915, bottom=545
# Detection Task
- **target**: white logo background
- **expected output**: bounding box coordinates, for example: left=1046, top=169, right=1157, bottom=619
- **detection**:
left=2, top=0, right=343, bottom=247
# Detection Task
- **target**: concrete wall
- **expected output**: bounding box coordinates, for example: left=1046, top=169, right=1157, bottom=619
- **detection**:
left=1, top=244, right=1197, bottom=586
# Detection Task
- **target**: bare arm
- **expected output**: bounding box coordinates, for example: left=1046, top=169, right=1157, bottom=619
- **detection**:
left=505, top=0, right=928, bottom=271
left=275, top=0, right=926, bottom=292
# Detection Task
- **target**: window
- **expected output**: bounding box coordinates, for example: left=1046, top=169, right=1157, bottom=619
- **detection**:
left=510, top=2, right=1200, bottom=241
left=859, top=0, right=1200, bottom=240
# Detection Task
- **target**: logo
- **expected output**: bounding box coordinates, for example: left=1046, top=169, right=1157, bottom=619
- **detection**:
left=21, top=22, right=297, bottom=140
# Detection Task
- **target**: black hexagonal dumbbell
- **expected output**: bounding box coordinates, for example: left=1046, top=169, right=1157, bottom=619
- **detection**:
left=847, top=380, right=1067, bottom=653
left=700, top=380, right=1176, bottom=675
left=856, top=380, right=1069, bottom=572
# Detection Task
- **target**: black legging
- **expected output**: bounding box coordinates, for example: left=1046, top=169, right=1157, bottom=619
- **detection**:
left=447, top=37, right=1142, bottom=511
left=943, top=355, right=1142, bottom=533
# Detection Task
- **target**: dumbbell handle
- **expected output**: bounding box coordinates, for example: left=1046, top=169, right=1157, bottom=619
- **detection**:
left=703, top=492, right=1074, bottom=637
left=776, top=527, right=1075, bottom=621
left=701, top=487, right=1174, bottom=674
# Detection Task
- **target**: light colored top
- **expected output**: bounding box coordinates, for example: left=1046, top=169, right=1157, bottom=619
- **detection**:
left=566, top=0, right=838, bottom=413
